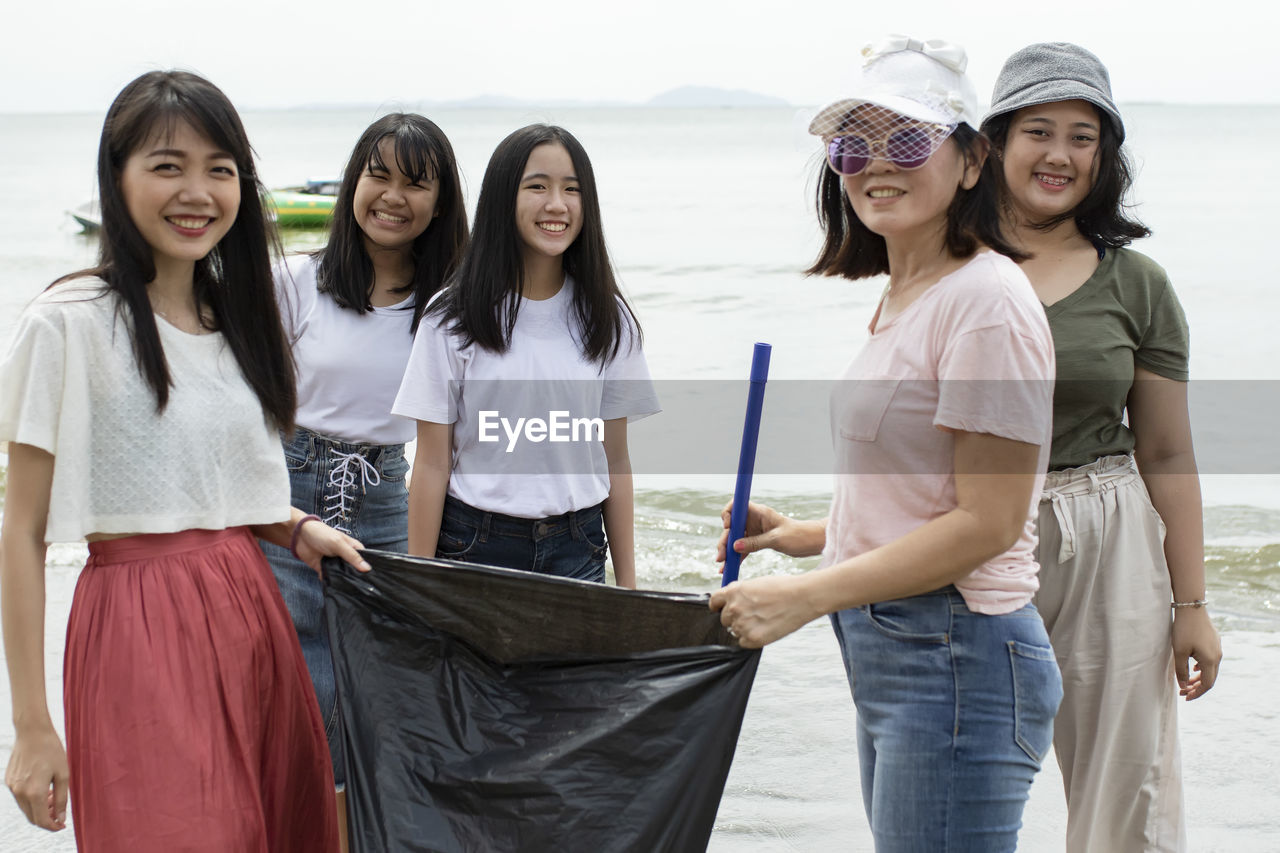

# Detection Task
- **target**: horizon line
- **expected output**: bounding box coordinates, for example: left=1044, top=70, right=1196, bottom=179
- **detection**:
left=3, top=90, right=1278, bottom=117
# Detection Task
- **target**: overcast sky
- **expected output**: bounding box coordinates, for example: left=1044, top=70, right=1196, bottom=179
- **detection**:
left=4, top=0, right=1274, bottom=113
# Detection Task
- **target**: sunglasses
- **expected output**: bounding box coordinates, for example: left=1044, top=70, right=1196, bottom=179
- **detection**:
left=825, top=124, right=955, bottom=176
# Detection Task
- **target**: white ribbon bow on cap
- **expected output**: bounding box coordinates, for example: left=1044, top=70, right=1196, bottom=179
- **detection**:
left=861, top=35, right=968, bottom=74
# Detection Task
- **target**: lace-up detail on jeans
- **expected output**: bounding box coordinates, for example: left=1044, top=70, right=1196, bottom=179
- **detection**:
left=323, top=450, right=381, bottom=532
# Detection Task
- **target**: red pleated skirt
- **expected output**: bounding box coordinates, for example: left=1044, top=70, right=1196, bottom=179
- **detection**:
left=64, top=527, right=339, bottom=852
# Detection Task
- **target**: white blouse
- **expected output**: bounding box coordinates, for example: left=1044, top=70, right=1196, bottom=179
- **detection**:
left=0, top=279, right=291, bottom=543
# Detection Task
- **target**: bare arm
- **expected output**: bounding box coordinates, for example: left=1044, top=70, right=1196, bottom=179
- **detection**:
left=716, top=502, right=828, bottom=563
left=407, top=421, right=452, bottom=557
left=1130, top=367, right=1221, bottom=699
left=250, top=507, right=369, bottom=574
left=1, top=443, right=68, bottom=831
left=711, top=432, right=1040, bottom=647
left=601, top=418, right=636, bottom=589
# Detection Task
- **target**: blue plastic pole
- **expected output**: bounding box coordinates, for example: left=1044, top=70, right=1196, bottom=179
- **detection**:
left=721, top=342, right=772, bottom=587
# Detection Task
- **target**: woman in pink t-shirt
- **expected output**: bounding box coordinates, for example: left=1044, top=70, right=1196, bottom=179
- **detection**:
left=710, top=37, right=1061, bottom=851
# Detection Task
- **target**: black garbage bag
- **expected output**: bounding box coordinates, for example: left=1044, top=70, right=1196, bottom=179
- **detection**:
left=323, top=551, right=760, bottom=853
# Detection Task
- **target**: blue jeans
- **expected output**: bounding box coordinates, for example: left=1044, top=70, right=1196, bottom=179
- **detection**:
left=261, top=426, right=409, bottom=786
left=831, top=587, right=1063, bottom=852
left=438, top=494, right=608, bottom=582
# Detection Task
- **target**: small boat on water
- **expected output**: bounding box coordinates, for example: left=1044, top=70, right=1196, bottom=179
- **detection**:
left=68, top=201, right=102, bottom=232
left=269, top=177, right=340, bottom=228
left=67, top=177, right=340, bottom=232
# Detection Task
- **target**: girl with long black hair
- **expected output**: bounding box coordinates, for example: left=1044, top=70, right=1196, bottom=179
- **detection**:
left=1, top=70, right=364, bottom=851
left=262, top=113, right=466, bottom=813
left=394, top=124, right=658, bottom=587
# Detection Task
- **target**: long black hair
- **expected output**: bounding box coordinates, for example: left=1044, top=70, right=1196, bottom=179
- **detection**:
left=429, top=124, right=639, bottom=364
left=59, top=70, right=295, bottom=429
left=315, top=113, right=468, bottom=333
left=807, top=124, right=1026, bottom=279
left=980, top=107, right=1150, bottom=247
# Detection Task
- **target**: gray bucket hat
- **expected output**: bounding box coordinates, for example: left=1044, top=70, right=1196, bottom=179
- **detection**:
left=983, top=42, right=1124, bottom=141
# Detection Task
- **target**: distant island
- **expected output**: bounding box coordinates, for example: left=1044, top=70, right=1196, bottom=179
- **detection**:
left=645, top=86, right=792, bottom=108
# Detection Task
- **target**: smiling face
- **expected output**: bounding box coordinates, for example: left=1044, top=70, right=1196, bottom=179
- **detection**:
left=837, top=107, right=983, bottom=249
left=119, top=119, right=240, bottom=275
left=999, top=99, right=1101, bottom=224
left=515, top=142, right=583, bottom=263
left=352, top=137, right=439, bottom=254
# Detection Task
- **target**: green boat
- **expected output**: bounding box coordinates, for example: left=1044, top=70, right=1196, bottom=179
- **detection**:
left=67, top=177, right=340, bottom=232
left=269, top=178, right=340, bottom=229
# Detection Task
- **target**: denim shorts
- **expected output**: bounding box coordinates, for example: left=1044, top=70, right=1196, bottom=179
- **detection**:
left=830, top=586, right=1063, bottom=852
left=437, top=494, right=608, bottom=583
left=260, top=426, right=410, bottom=787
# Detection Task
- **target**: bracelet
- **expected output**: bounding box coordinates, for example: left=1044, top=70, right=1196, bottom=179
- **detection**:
left=289, top=514, right=322, bottom=559
left=1171, top=598, right=1208, bottom=609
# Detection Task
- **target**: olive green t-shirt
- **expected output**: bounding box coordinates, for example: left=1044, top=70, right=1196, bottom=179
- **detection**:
left=1045, top=247, right=1189, bottom=470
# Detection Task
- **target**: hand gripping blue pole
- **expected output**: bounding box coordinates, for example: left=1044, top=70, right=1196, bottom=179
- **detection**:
left=722, top=342, right=772, bottom=587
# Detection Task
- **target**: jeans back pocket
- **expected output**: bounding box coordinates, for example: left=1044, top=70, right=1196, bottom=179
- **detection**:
left=1008, top=640, right=1063, bottom=762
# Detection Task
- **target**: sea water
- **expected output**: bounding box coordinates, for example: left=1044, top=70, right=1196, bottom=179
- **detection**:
left=1, top=105, right=1277, bottom=851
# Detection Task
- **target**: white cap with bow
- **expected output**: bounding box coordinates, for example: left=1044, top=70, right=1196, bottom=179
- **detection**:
left=808, top=35, right=979, bottom=139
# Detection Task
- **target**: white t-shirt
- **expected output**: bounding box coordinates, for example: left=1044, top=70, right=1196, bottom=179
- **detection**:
left=393, top=277, right=660, bottom=518
left=0, top=280, right=291, bottom=543
left=276, top=253, right=417, bottom=445
left=820, top=252, right=1055, bottom=615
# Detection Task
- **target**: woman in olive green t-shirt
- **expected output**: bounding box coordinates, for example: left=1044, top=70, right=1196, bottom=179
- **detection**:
left=980, top=44, right=1222, bottom=853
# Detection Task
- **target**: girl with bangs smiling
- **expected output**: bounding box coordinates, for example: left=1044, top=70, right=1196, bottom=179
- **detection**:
left=262, top=114, right=467, bottom=834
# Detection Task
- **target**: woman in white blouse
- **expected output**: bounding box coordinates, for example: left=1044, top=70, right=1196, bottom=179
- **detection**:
left=0, top=71, right=363, bottom=852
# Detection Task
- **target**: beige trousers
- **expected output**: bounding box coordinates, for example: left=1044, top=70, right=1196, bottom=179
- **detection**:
left=1036, top=455, right=1186, bottom=853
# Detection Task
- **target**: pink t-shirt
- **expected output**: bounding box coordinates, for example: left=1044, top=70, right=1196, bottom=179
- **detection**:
left=820, top=251, right=1055, bottom=614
